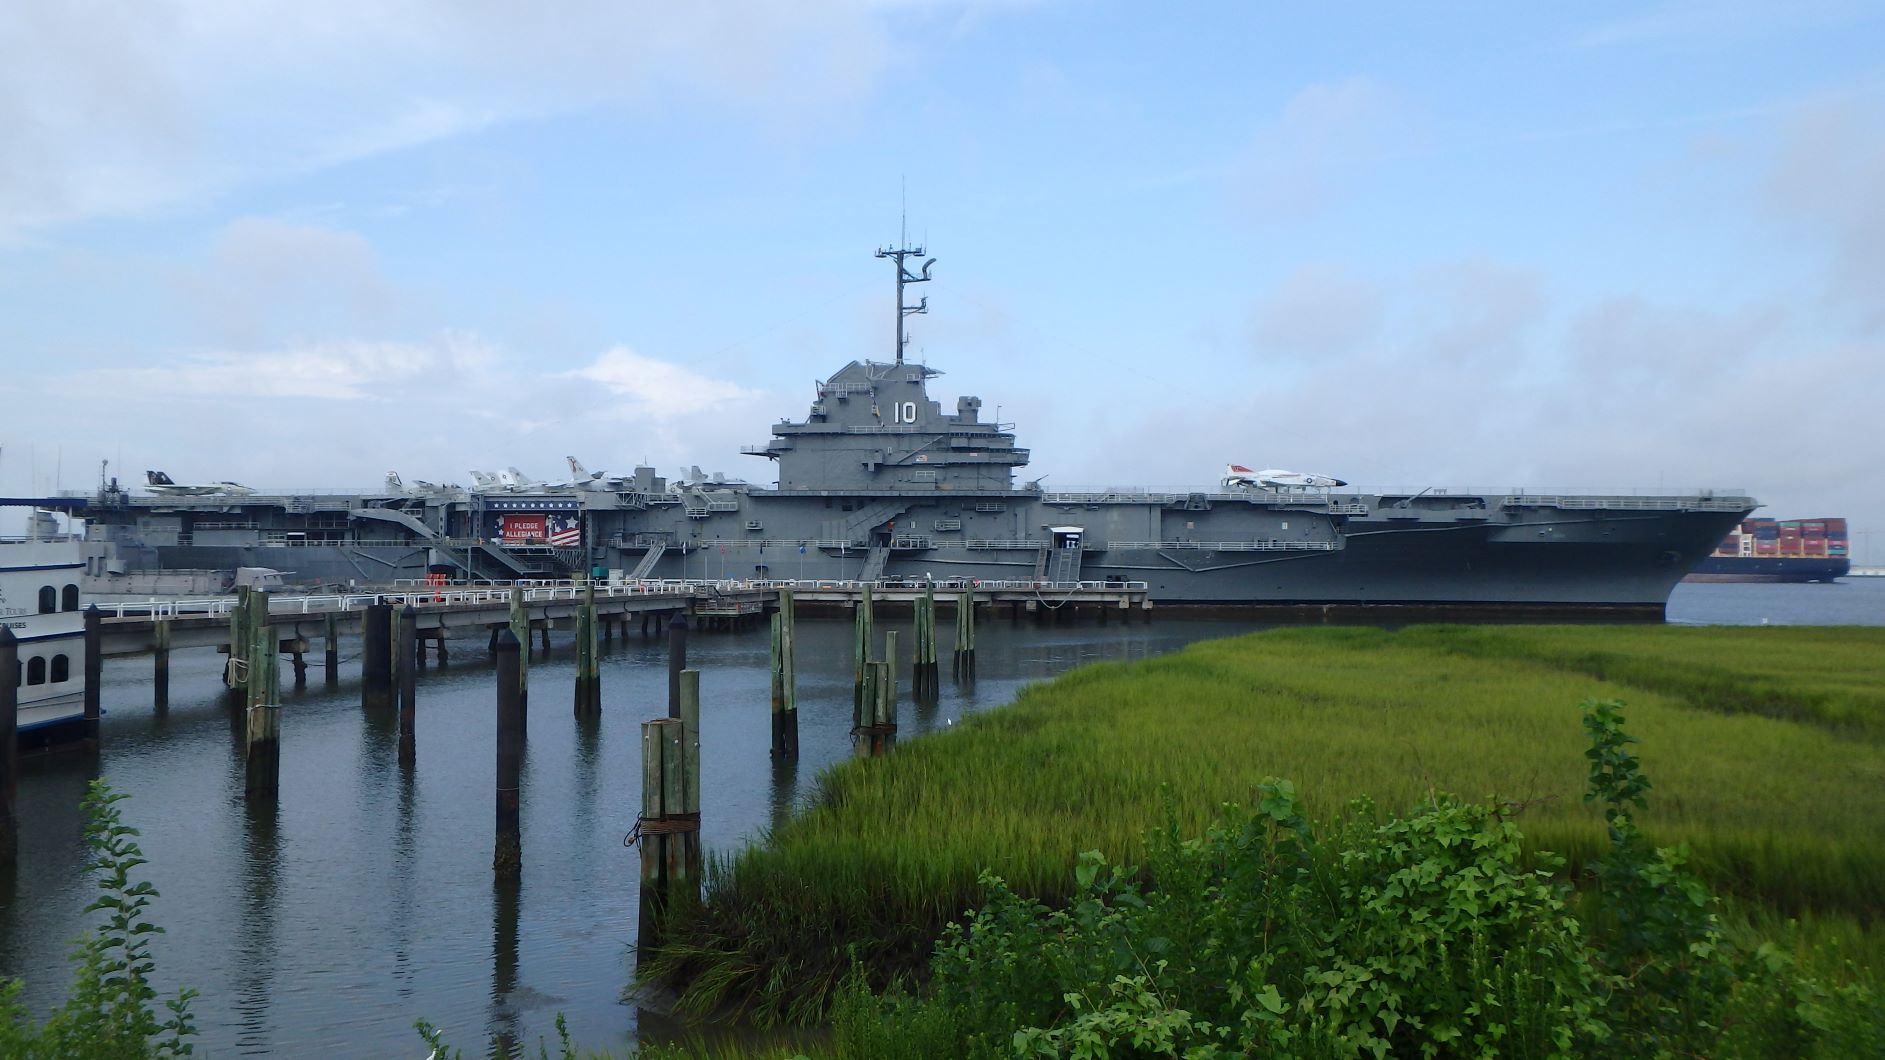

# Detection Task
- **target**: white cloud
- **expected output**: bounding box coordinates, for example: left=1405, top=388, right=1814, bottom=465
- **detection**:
left=54, top=336, right=462, bottom=401
left=0, top=2, right=897, bottom=234
left=566, top=346, right=759, bottom=416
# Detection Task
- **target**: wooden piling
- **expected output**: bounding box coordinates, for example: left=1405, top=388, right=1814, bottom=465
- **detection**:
left=853, top=585, right=874, bottom=716
left=398, top=604, right=418, bottom=765
left=494, top=629, right=523, bottom=876
left=954, top=590, right=977, bottom=675
left=769, top=589, right=797, bottom=759
left=291, top=645, right=307, bottom=687
left=1, top=628, right=18, bottom=828
left=915, top=585, right=938, bottom=698
left=153, top=618, right=171, bottom=710
left=388, top=603, right=403, bottom=695
left=507, top=586, right=529, bottom=713
left=244, top=606, right=280, bottom=799
left=362, top=602, right=393, bottom=710
left=323, top=613, right=339, bottom=684
left=225, top=585, right=250, bottom=691
left=678, top=668, right=702, bottom=892
left=574, top=583, right=600, bottom=716
left=81, top=605, right=101, bottom=751
left=666, top=611, right=687, bottom=719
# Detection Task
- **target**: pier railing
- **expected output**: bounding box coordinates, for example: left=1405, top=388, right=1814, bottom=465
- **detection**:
left=95, top=576, right=1151, bottom=619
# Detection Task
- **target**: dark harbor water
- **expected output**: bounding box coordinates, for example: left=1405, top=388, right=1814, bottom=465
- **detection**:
left=2, top=580, right=1879, bottom=1055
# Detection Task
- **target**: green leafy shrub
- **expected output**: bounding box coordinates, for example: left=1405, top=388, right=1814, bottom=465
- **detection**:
left=0, top=780, right=197, bottom=1058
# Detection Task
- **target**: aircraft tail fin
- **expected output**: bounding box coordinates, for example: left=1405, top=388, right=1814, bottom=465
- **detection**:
left=147, top=470, right=175, bottom=485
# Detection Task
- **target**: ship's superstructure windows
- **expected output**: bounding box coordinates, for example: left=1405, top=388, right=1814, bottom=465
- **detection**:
left=38, top=585, right=56, bottom=614
left=51, top=655, right=69, bottom=683
left=27, top=657, right=46, bottom=685
left=62, top=584, right=79, bottom=611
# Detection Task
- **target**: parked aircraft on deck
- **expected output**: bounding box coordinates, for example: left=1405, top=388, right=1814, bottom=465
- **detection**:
left=1221, top=464, right=1348, bottom=492
left=144, top=470, right=256, bottom=497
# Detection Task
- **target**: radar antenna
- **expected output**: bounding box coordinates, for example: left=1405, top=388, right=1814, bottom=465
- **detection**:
left=875, top=236, right=933, bottom=367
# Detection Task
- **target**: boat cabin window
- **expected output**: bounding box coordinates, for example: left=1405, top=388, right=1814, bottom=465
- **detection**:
left=51, top=654, right=69, bottom=683
left=27, top=657, right=46, bottom=685
left=38, top=586, right=56, bottom=614
left=62, top=584, right=80, bottom=611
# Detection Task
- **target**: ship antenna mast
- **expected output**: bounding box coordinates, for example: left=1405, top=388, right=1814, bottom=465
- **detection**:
left=875, top=226, right=934, bottom=366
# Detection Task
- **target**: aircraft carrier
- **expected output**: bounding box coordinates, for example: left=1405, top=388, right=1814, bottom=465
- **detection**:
left=72, top=247, right=1757, bottom=615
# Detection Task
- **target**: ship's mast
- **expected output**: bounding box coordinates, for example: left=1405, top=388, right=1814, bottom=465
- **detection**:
left=874, top=232, right=933, bottom=366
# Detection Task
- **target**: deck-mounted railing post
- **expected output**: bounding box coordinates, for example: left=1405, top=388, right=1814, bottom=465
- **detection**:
left=398, top=604, right=418, bottom=766
left=153, top=619, right=171, bottom=710
left=574, top=583, right=600, bottom=716
left=494, top=629, right=523, bottom=877
left=81, top=605, right=101, bottom=751
left=508, top=586, right=529, bottom=713
left=1, top=628, right=18, bottom=829
left=244, top=606, right=280, bottom=799
left=666, top=611, right=687, bottom=719
left=362, top=602, right=393, bottom=710
left=323, top=613, right=339, bottom=684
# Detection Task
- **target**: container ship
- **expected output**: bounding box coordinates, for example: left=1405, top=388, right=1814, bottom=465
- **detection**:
left=1685, top=517, right=1850, bottom=583
left=64, top=247, right=1757, bottom=616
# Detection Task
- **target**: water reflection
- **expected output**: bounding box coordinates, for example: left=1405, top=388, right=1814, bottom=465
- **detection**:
left=232, top=799, right=281, bottom=1054
left=3, top=615, right=1262, bottom=1053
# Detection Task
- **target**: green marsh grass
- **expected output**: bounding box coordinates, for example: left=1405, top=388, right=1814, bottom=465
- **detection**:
left=652, top=624, right=1885, bottom=1021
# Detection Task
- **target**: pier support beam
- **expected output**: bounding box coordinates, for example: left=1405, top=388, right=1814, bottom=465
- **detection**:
left=323, top=613, right=338, bottom=684
left=153, top=619, right=171, bottom=711
left=853, top=585, right=874, bottom=718
left=244, top=608, right=280, bottom=800
left=494, top=629, right=523, bottom=877
left=574, top=583, right=601, bottom=716
left=398, top=605, right=418, bottom=766
left=508, top=586, right=529, bottom=713
left=362, top=602, right=393, bottom=710
left=666, top=611, right=687, bottom=719
left=82, top=606, right=101, bottom=751
left=770, top=588, right=797, bottom=759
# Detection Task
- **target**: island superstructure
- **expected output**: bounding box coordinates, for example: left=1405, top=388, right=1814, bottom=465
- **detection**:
left=68, top=247, right=1756, bottom=614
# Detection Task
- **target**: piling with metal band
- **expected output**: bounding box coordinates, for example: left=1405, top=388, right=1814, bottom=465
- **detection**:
left=153, top=618, right=171, bottom=710
left=853, top=584, right=874, bottom=716
left=1, top=628, right=18, bottom=826
left=666, top=611, right=687, bottom=719
left=574, top=583, right=600, bottom=716
left=81, top=605, right=101, bottom=751
left=244, top=603, right=280, bottom=799
left=362, top=602, right=393, bottom=710
left=323, top=612, right=339, bottom=684
left=507, top=585, right=529, bottom=713
left=398, top=605, right=418, bottom=765
left=494, top=629, right=523, bottom=876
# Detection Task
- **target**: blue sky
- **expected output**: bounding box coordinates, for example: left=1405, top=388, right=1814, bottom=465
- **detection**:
left=3, top=1, right=1882, bottom=560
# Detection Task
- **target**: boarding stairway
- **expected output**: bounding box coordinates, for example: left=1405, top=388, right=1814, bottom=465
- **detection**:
left=351, top=507, right=439, bottom=540
left=860, top=545, right=891, bottom=583
left=1049, top=542, right=1085, bottom=584
left=629, top=542, right=667, bottom=579
left=830, top=499, right=914, bottom=544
